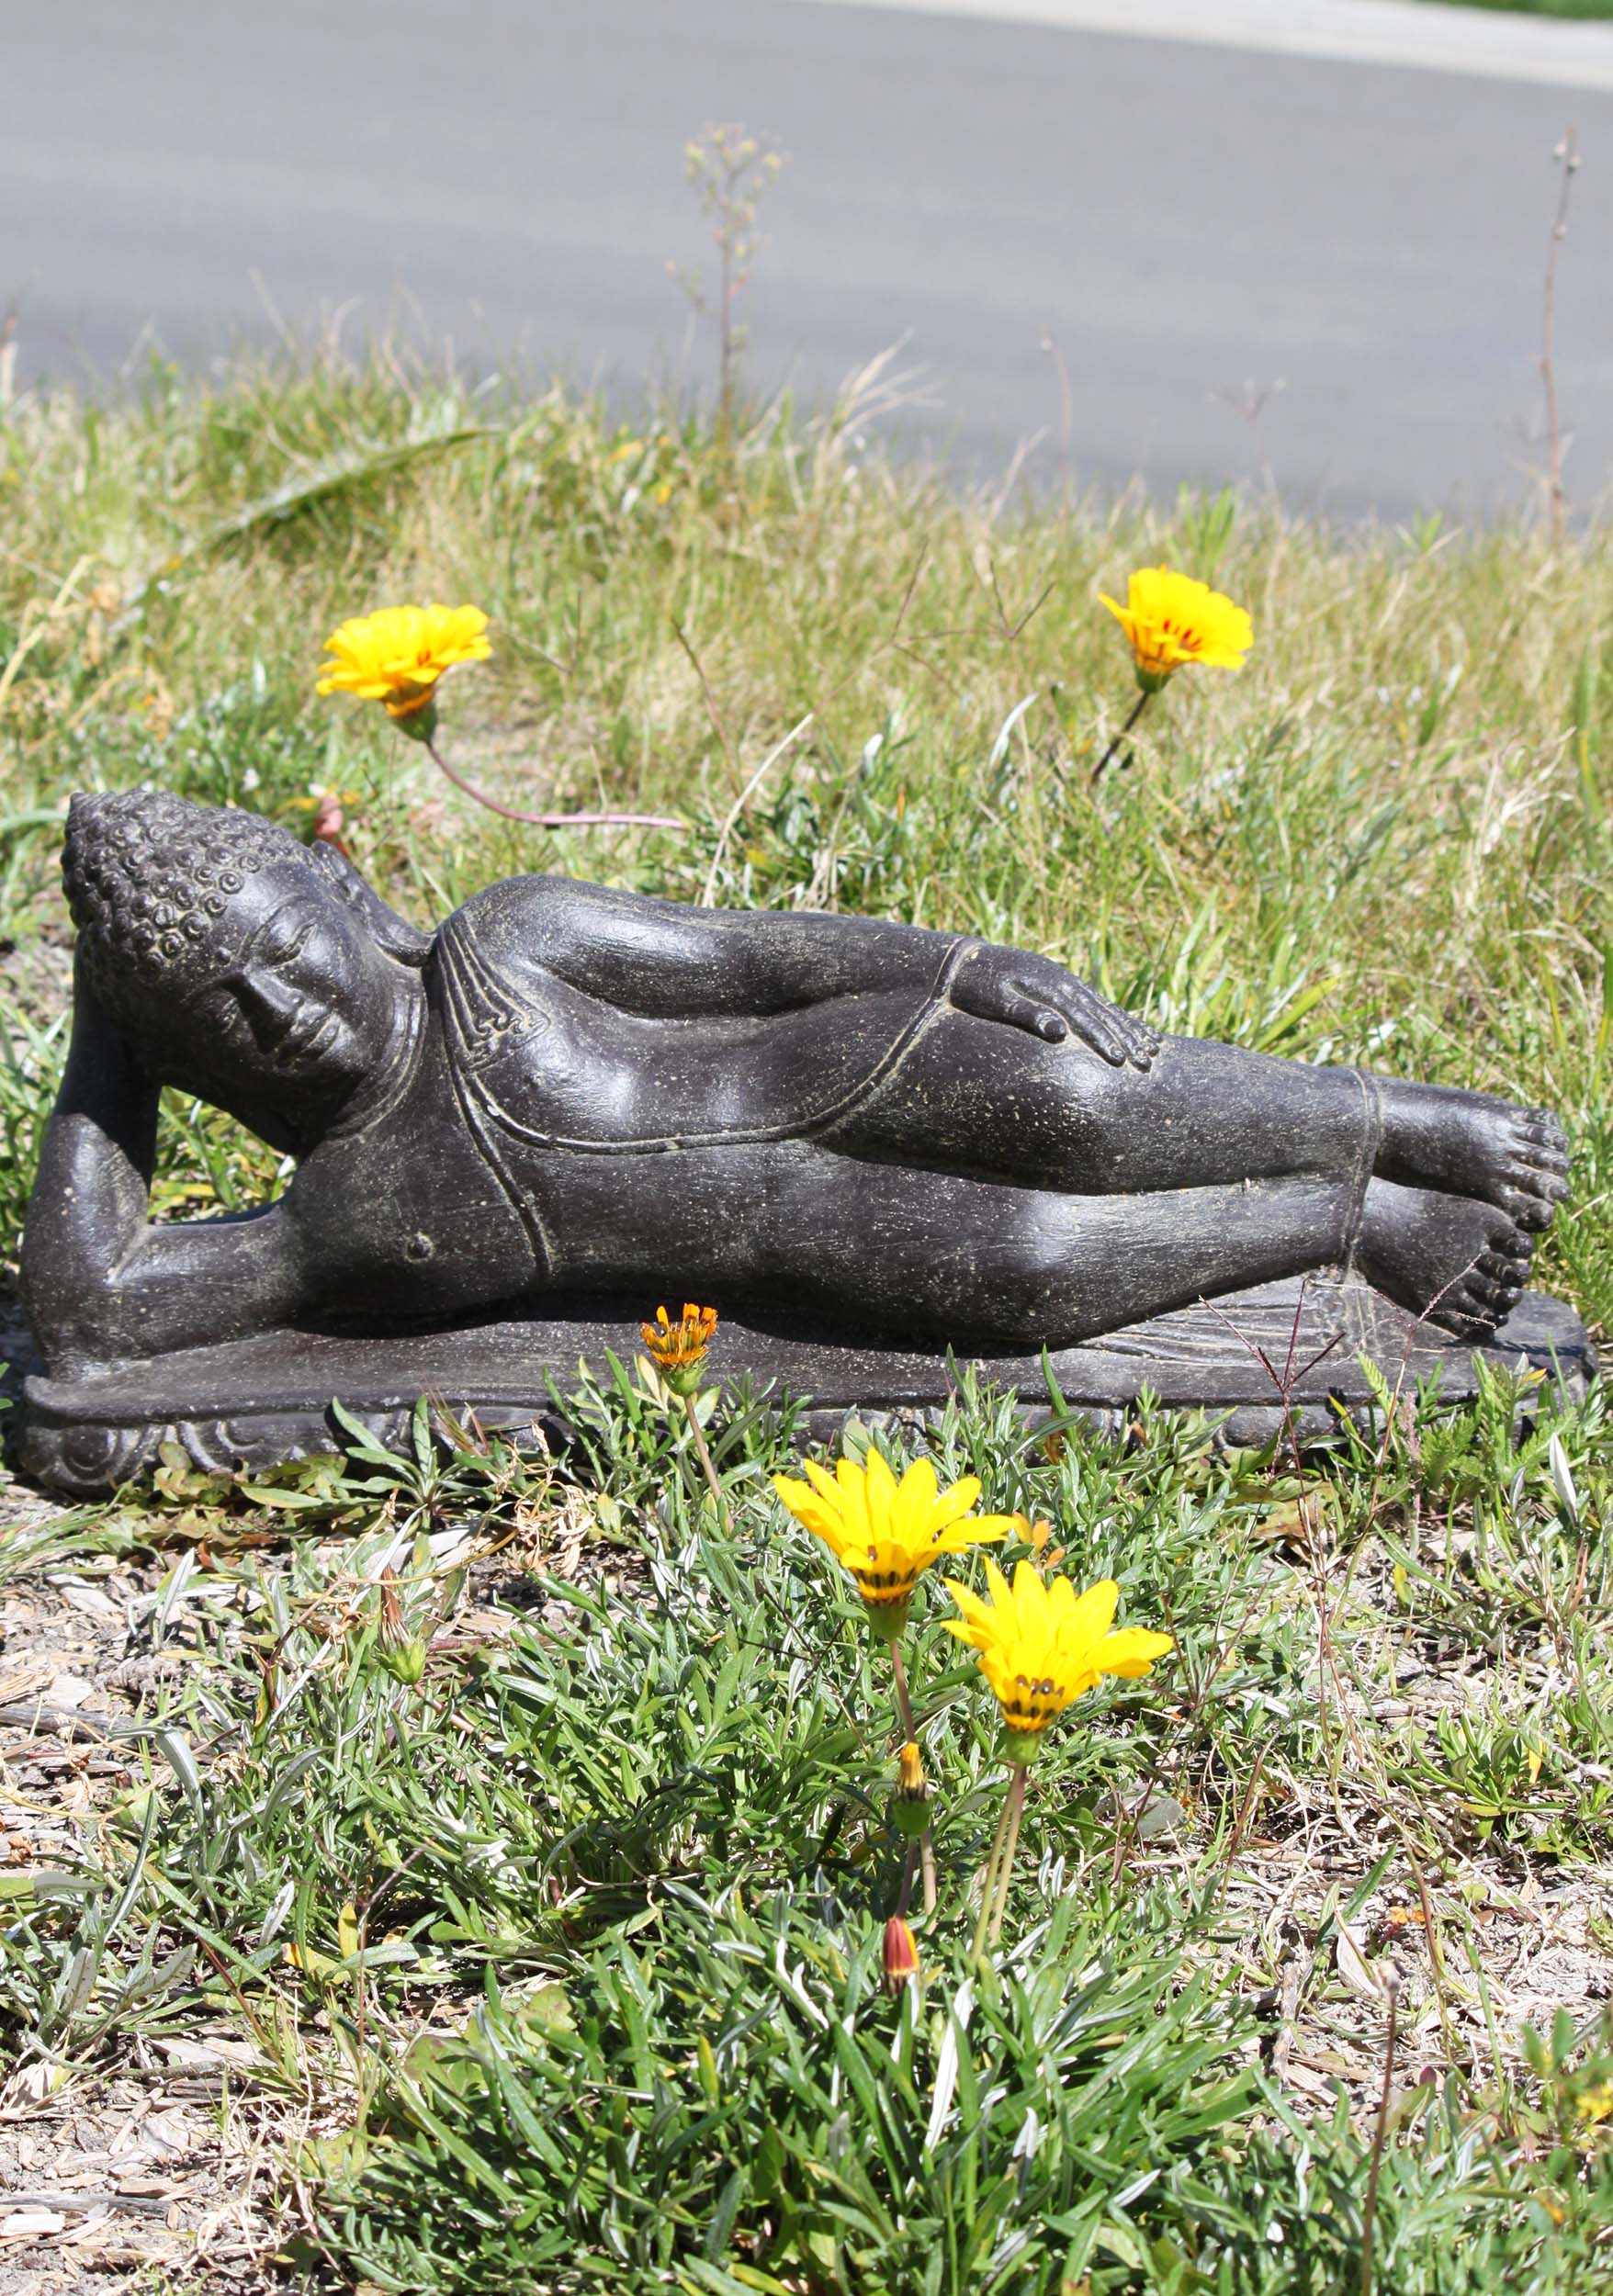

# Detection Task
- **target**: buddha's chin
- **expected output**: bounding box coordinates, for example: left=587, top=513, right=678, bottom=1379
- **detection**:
left=275, top=1020, right=369, bottom=1093
left=168, top=1039, right=368, bottom=1147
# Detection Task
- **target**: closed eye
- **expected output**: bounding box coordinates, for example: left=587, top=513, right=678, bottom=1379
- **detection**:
left=258, top=925, right=312, bottom=968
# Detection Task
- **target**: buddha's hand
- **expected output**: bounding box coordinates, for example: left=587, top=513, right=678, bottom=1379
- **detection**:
left=951, top=943, right=1158, bottom=1069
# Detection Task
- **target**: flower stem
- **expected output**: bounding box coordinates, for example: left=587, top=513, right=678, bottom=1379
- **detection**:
left=682, top=1393, right=729, bottom=1532
left=986, top=1764, right=1029, bottom=1950
left=889, top=1647, right=938, bottom=1914
left=425, top=735, right=683, bottom=831
left=972, top=1777, right=1019, bottom=1961
left=1090, top=689, right=1152, bottom=785
left=890, top=1644, right=917, bottom=1742
left=896, top=1841, right=918, bottom=1919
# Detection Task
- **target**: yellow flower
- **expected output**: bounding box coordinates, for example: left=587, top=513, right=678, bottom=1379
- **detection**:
left=942, top=1558, right=1173, bottom=1757
left=773, top=1451, right=1013, bottom=1638
left=317, top=603, right=491, bottom=723
left=640, top=1302, right=718, bottom=1389
left=1099, top=566, right=1252, bottom=692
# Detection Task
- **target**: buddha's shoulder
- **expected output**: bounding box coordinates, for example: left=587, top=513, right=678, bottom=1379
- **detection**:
left=440, top=872, right=675, bottom=958
left=438, top=873, right=571, bottom=955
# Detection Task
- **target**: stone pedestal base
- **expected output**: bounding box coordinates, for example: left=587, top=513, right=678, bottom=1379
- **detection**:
left=18, top=1275, right=1596, bottom=1497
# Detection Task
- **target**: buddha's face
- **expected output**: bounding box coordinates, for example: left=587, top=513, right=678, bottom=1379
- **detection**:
left=170, top=863, right=400, bottom=1114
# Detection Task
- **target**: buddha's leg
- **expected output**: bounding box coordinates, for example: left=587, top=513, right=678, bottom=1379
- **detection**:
left=776, top=1167, right=1364, bottom=1346
left=552, top=1136, right=1530, bottom=1344
left=820, top=1016, right=1378, bottom=1196
left=554, top=1142, right=1366, bottom=1346
left=822, top=1012, right=1570, bottom=1232
left=595, top=1147, right=1523, bottom=1345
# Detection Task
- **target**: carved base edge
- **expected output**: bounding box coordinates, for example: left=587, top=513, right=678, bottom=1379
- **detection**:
left=16, top=1399, right=571, bottom=1501
left=17, top=1280, right=1598, bottom=1498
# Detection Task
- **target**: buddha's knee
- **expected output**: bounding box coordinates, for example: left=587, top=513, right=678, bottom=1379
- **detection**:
left=963, top=1207, right=1085, bottom=1334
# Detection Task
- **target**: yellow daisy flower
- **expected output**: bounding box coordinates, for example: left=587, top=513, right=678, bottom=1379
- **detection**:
left=317, top=603, right=491, bottom=723
left=773, top=1452, right=1014, bottom=1641
left=1099, top=566, right=1252, bottom=692
left=942, top=1558, right=1173, bottom=1757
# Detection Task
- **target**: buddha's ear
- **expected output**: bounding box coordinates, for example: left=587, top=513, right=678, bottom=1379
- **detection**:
left=303, top=839, right=433, bottom=968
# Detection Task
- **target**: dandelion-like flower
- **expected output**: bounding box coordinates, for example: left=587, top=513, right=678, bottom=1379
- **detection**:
left=1099, top=566, right=1252, bottom=693
left=640, top=1302, right=718, bottom=1401
left=317, top=603, right=491, bottom=730
left=942, top=1558, right=1173, bottom=1760
left=773, top=1451, right=1013, bottom=1641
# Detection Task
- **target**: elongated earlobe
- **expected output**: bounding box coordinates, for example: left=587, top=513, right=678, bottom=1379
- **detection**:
left=303, top=840, right=432, bottom=967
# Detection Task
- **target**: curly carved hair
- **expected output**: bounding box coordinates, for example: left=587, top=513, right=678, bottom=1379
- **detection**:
left=62, top=789, right=312, bottom=1024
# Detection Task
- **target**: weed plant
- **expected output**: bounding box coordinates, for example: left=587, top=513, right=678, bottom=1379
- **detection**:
left=1, top=350, right=1612, bottom=2289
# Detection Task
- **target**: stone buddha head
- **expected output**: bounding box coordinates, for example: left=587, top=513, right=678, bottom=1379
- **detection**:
left=62, top=790, right=428, bottom=1147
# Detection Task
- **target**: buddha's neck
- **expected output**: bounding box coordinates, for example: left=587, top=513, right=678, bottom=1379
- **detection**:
left=323, top=966, right=429, bottom=1142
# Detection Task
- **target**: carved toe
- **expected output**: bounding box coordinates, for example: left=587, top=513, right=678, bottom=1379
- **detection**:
left=1519, top=1114, right=1570, bottom=1167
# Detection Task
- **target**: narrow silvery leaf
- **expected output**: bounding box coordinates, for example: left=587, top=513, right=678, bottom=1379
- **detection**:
left=926, top=1976, right=976, bottom=2148
left=1549, top=1434, right=1580, bottom=1525
left=988, top=691, right=1040, bottom=770
left=259, top=1880, right=296, bottom=1949
left=1335, top=1921, right=1384, bottom=1999
left=156, top=1729, right=201, bottom=1802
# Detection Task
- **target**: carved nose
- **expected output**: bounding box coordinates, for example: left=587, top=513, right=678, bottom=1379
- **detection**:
left=235, top=972, right=303, bottom=1052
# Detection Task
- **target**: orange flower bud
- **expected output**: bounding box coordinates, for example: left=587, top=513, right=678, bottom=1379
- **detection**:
left=639, top=1302, right=718, bottom=1395
left=883, top=1915, right=920, bottom=1993
left=893, top=1739, right=931, bottom=1838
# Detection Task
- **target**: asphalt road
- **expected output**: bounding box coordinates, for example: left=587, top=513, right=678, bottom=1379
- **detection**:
left=10, top=0, right=1613, bottom=515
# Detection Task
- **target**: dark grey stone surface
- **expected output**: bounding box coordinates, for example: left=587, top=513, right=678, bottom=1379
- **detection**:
left=19, top=792, right=1582, bottom=1492
left=18, top=1277, right=1596, bottom=1497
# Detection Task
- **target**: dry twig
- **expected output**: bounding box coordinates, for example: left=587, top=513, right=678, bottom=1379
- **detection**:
left=1541, top=127, right=1581, bottom=543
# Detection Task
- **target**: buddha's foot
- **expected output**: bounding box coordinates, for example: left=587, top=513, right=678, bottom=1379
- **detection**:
left=1355, top=1176, right=1534, bottom=1342
left=1371, top=1079, right=1569, bottom=1233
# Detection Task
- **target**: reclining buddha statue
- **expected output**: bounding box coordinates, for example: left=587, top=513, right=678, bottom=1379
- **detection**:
left=17, top=789, right=1579, bottom=1489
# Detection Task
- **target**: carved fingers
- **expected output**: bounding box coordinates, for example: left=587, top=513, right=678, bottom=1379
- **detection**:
left=1060, top=980, right=1160, bottom=1071
left=953, top=946, right=1158, bottom=1070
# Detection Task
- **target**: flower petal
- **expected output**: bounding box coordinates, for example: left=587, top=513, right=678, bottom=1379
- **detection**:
left=892, top=1456, right=940, bottom=1544
left=1064, top=1578, right=1121, bottom=1643
left=863, top=1448, right=898, bottom=1538
left=931, top=1513, right=1012, bottom=1554
left=834, top=1458, right=872, bottom=1550
left=773, top=1473, right=846, bottom=1552
left=1097, top=1627, right=1175, bottom=1679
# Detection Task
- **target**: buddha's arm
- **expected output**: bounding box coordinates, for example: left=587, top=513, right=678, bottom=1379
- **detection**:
left=511, top=877, right=1156, bottom=1065
left=21, top=993, right=303, bottom=1371
left=516, top=877, right=957, bottom=1016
